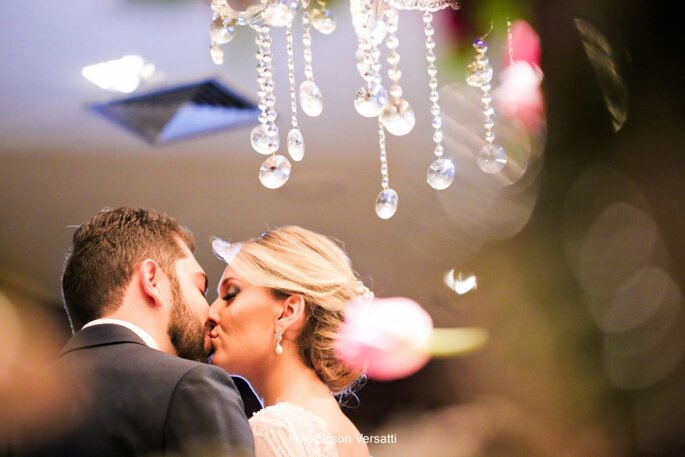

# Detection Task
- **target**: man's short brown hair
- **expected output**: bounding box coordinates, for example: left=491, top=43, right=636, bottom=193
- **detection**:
left=61, top=207, right=195, bottom=332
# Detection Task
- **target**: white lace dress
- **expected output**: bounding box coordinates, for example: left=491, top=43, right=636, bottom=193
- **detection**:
left=249, top=402, right=340, bottom=457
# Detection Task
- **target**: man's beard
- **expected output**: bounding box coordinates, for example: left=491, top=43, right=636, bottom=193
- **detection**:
left=167, top=276, right=208, bottom=362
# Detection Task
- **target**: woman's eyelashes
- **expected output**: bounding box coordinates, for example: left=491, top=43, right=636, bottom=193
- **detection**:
left=222, top=285, right=240, bottom=302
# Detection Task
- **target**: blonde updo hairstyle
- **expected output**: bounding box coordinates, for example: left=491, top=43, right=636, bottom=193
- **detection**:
left=213, top=226, right=365, bottom=396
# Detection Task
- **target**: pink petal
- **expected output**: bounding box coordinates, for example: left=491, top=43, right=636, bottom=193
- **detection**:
left=335, top=297, right=433, bottom=381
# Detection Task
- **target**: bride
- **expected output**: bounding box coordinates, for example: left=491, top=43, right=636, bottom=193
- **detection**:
left=209, top=226, right=370, bottom=457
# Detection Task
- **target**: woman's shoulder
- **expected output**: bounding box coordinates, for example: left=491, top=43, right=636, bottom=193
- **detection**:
left=250, top=402, right=328, bottom=429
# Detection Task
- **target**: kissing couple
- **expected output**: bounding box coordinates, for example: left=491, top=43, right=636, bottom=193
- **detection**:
left=9, top=207, right=371, bottom=457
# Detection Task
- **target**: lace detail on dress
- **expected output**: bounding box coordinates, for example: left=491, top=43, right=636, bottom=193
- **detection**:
left=249, top=402, right=340, bottom=457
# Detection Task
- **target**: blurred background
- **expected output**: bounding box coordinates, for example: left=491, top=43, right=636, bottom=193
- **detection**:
left=1, top=0, right=683, bottom=456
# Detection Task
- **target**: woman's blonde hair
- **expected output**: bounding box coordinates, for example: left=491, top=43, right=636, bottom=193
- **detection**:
left=212, top=226, right=365, bottom=395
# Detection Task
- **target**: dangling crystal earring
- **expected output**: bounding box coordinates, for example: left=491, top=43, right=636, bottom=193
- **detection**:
left=423, top=11, right=455, bottom=191
left=274, top=328, right=284, bottom=354
left=466, top=27, right=508, bottom=174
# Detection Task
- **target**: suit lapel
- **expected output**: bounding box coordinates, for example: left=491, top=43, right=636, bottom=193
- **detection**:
left=60, top=324, right=148, bottom=357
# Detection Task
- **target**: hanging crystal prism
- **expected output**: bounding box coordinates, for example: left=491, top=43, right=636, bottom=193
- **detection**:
left=250, top=123, right=280, bottom=155
left=351, top=0, right=387, bottom=44
left=285, top=21, right=305, bottom=163
left=468, top=38, right=508, bottom=174
left=354, top=83, right=388, bottom=117
left=478, top=144, right=507, bottom=173
left=422, top=11, right=454, bottom=190
left=287, top=128, right=305, bottom=161
left=352, top=0, right=387, bottom=119
left=209, top=12, right=236, bottom=65
left=374, top=119, right=398, bottom=219
left=379, top=6, right=415, bottom=136
left=259, top=154, right=292, bottom=189
left=299, top=2, right=324, bottom=117
left=311, top=0, right=337, bottom=35
left=252, top=21, right=280, bottom=162
left=427, top=157, right=455, bottom=189
left=210, top=15, right=237, bottom=45
left=299, top=80, right=323, bottom=116
left=210, top=43, right=225, bottom=65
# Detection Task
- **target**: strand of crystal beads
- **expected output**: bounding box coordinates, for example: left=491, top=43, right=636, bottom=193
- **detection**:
left=252, top=22, right=292, bottom=190
left=379, top=7, right=415, bottom=137
left=423, top=11, right=455, bottom=190
left=299, top=5, right=324, bottom=117
left=470, top=39, right=507, bottom=174
left=374, top=120, right=398, bottom=219
left=251, top=24, right=279, bottom=157
left=354, top=40, right=386, bottom=117
left=209, top=1, right=236, bottom=65
left=285, top=23, right=305, bottom=162
left=353, top=1, right=387, bottom=120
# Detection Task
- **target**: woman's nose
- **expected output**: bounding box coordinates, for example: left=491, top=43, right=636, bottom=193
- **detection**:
left=207, top=298, right=221, bottom=326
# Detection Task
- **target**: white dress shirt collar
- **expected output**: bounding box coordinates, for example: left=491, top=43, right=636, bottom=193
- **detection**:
left=82, top=318, right=160, bottom=350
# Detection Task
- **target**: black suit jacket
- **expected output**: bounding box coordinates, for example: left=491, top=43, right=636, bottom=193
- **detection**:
left=10, top=324, right=254, bottom=457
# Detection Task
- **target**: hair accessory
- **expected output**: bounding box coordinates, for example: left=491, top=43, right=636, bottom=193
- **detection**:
left=275, top=328, right=284, bottom=354
left=211, top=237, right=243, bottom=264
left=357, top=281, right=375, bottom=301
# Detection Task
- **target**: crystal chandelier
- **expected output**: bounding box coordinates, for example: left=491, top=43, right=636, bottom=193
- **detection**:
left=349, top=0, right=459, bottom=219
left=209, top=0, right=461, bottom=219
left=210, top=0, right=337, bottom=189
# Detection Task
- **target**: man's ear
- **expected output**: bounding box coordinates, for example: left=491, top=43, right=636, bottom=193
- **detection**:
left=138, top=259, right=167, bottom=308
left=276, top=295, right=306, bottom=335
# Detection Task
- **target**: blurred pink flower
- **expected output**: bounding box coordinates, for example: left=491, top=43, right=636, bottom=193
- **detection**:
left=507, top=20, right=542, bottom=67
left=335, top=297, right=433, bottom=381
left=494, top=60, right=545, bottom=133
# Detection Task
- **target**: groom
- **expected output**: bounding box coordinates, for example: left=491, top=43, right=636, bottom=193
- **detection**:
left=11, top=207, right=254, bottom=456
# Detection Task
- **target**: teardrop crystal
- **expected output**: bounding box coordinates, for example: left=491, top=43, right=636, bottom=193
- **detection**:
left=380, top=99, right=415, bottom=136
left=375, top=188, right=398, bottom=219
left=299, top=80, right=323, bottom=117
left=287, top=128, right=305, bottom=162
left=311, top=9, right=336, bottom=34
left=250, top=124, right=279, bottom=155
left=259, top=155, right=292, bottom=189
left=209, top=17, right=236, bottom=44
left=210, top=43, right=224, bottom=65
left=427, top=157, right=455, bottom=190
left=354, top=83, right=388, bottom=118
left=477, top=144, right=507, bottom=174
